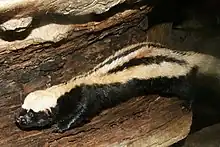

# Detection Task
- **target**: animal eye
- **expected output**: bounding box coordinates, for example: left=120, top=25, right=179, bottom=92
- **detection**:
left=28, top=110, right=34, bottom=117
left=29, top=113, right=33, bottom=117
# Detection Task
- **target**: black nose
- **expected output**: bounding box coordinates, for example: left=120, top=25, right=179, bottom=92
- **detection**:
left=16, top=116, right=27, bottom=125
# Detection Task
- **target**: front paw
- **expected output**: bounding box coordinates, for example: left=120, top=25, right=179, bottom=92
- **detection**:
left=52, top=123, right=68, bottom=133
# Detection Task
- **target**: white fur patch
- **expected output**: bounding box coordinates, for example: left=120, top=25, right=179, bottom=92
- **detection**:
left=22, top=42, right=220, bottom=112
left=22, top=84, right=71, bottom=112
left=22, top=90, right=57, bottom=112
left=84, top=62, right=192, bottom=85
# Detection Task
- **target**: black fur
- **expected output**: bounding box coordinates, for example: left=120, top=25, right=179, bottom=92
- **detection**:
left=146, top=42, right=167, bottom=49
left=16, top=109, right=54, bottom=129
left=70, top=44, right=150, bottom=81
left=105, top=42, right=168, bottom=66
left=52, top=67, right=197, bottom=132
left=101, top=44, right=147, bottom=67
left=108, top=56, right=187, bottom=74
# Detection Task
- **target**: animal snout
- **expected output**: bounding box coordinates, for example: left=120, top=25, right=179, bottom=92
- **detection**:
left=16, top=116, right=27, bottom=125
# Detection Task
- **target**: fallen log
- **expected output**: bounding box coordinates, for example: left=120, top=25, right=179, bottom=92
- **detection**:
left=0, top=0, right=129, bottom=23
left=1, top=96, right=192, bottom=147
left=0, top=0, right=194, bottom=146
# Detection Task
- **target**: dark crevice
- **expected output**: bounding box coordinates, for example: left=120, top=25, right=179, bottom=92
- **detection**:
left=172, top=74, right=220, bottom=146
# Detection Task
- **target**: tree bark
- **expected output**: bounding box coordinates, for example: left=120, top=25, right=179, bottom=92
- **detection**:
left=0, top=1, right=193, bottom=147
left=0, top=0, right=131, bottom=23
left=1, top=96, right=192, bottom=147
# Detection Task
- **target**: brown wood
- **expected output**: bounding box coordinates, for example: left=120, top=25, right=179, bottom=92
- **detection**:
left=0, top=96, right=192, bottom=147
left=0, top=0, right=131, bottom=23
left=0, top=1, right=194, bottom=147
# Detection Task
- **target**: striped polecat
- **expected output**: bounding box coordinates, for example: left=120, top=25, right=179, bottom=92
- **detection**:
left=15, top=42, right=220, bottom=133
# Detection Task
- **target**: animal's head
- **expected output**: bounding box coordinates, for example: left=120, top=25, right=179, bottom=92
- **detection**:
left=16, top=90, right=58, bottom=129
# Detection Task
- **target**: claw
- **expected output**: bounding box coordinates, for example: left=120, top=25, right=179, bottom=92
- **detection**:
left=51, top=124, right=65, bottom=133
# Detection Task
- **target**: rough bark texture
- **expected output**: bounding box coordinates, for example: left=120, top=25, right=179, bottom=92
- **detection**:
left=0, top=1, right=193, bottom=146
left=0, top=0, right=130, bottom=23
left=4, top=0, right=220, bottom=146
left=1, top=96, right=192, bottom=147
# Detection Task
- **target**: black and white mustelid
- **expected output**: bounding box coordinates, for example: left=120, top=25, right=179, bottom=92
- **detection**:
left=15, top=42, right=220, bottom=133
